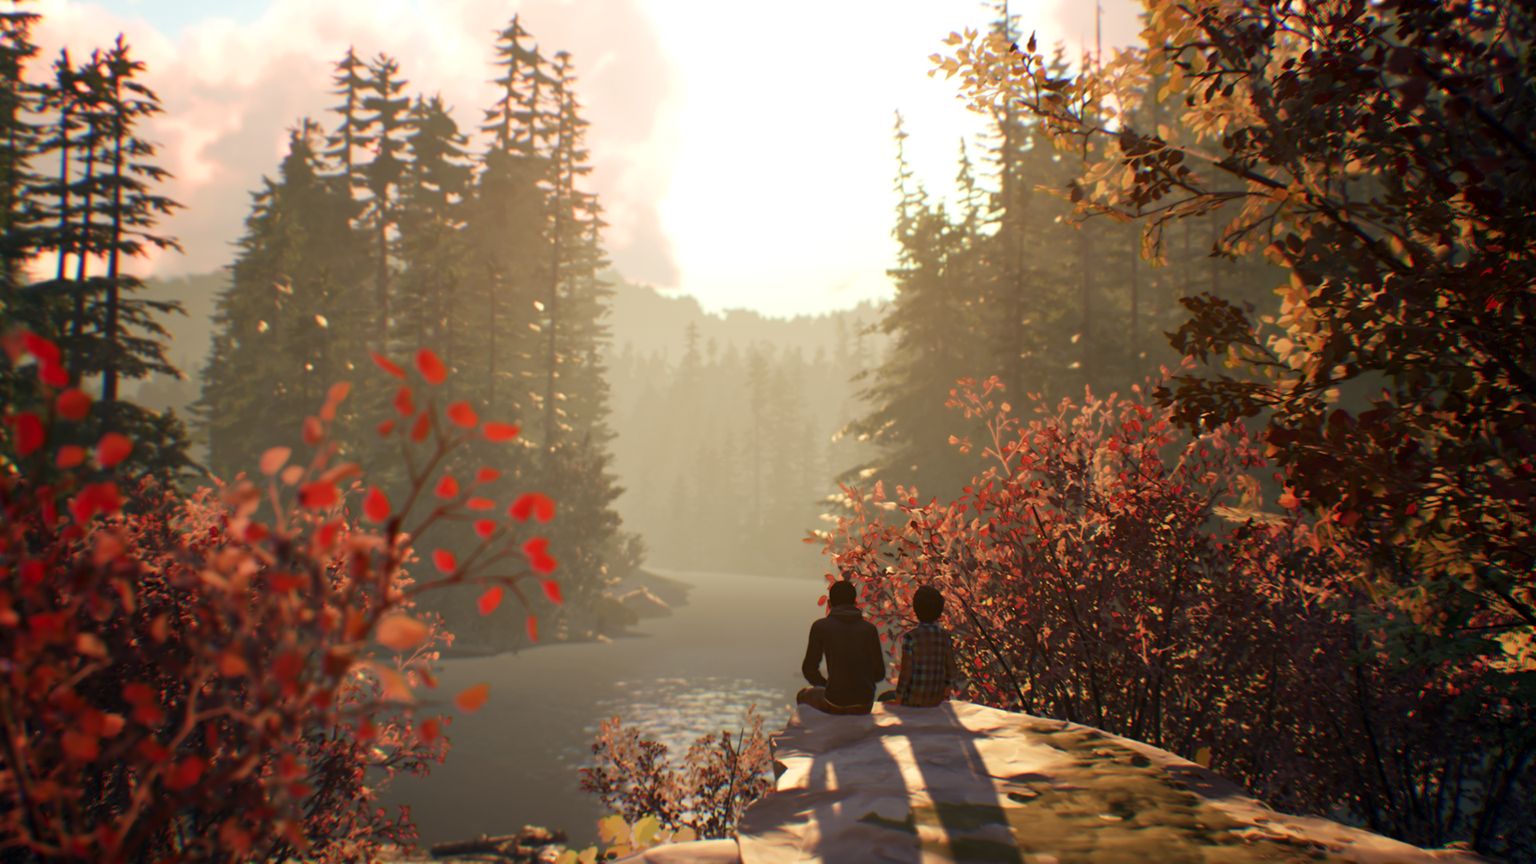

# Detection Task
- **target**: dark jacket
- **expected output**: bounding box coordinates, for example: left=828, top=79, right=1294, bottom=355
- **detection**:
left=802, top=604, right=886, bottom=707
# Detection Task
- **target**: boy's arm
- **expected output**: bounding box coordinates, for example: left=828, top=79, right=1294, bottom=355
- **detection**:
left=801, top=623, right=827, bottom=686
left=896, top=651, right=913, bottom=705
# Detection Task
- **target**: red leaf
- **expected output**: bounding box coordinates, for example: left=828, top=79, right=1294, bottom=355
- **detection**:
left=363, top=486, right=390, bottom=522
left=509, top=492, right=555, bottom=523
left=477, top=586, right=504, bottom=615
left=371, top=351, right=407, bottom=380
left=164, top=756, right=206, bottom=791
left=522, top=536, right=558, bottom=575
left=55, top=445, right=85, bottom=469
left=376, top=419, right=397, bottom=437
left=22, top=333, right=60, bottom=367
left=541, top=578, right=563, bottom=605
left=446, top=401, right=479, bottom=428
left=454, top=683, right=490, bottom=713
left=409, top=412, right=431, bottom=442
left=298, top=482, right=339, bottom=510
left=483, top=422, right=521, bottom=442
left=474, top=518, right=496, bottom=540
left=302, top=416, right=324, bottom=446
left=526, top=614, right=539, bottom=643
left=70, top=482, right=123, bottom=523
left=415, top=349, right=448, bottom=385
left=433, top=549, right=458, bottom=573
left=37, top=362, right=67, bottom=389
left=20, top=559, right=44, bottom=585
left=7, top=412, right=44, bottom=457
left=475, top=467, right=501, bottom=484
left=55, top=388, right=90, bottom=422
left=435, top=475, right=459, bottom=499
left=466, top=497, right=496, bottom=511
left=393, top=387, right=416, bottom=417
left=95, top=432, right=132, bottom=467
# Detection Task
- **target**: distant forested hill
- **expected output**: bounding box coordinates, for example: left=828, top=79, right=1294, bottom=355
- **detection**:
left=140, top=268, right=889, bottom=578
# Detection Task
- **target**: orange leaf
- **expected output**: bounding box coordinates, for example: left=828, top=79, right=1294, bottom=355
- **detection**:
left=95, top=431, right=132, bottom=467
left=302, top=416, right=323, bottom=446
left=454, top=683, right=490, bottom=713
left=474, top=518, right=496, bottom=540
left=371, top=351, right=407, bottom=380
left=526, top=614, right=539, bottom=643
left=418, top=716, right=442, bottom=744
left=363, top=486, right=390, bottom=522
left=326, top=381, right=351, bottom=406
left=475, top=467, right=501, bottom=484
left=435, top=475, right=459, bottom=499
left=466, top=497, right=496, bottom=511
left=415, top=349, right=447, bottom=385
left=541, top=578, right=563, bottom=605
left=376, top=616, right=429, bottom=652
left=409, top=412, right=431, bottom=442
left=62, top=729, right=99, bottom=762
left=260, top=446, right=291, bottom=476
left=477, top=586, right=504, bottom=615
left=433, top=549, right=458, bottom=573
left=446, top=401, right=479, bottom=428
left=483, top=422, right=520, bottom=442
left=297, top=482, right=339, bottom=510
left=55, top=445, right=85, bottom=469
left=55, top=388, right=91, bottom=422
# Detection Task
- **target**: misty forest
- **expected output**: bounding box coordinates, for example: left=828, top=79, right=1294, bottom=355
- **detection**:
left=0, top=0, right=1532, bottom=862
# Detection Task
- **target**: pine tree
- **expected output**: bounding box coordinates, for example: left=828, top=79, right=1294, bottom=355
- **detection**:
left=836, top=114, right=991, bottom=503
left=194, top=120, right=366, bottom=481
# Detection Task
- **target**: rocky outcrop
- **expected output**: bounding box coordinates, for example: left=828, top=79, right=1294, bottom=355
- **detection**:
left=616, top=701, right=1492, bottom=864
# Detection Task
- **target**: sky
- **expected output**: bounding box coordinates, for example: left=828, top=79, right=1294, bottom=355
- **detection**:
left=24, top=0, right=1143, bottom=318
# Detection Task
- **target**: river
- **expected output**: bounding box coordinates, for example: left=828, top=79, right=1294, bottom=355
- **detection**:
left=379, top=569, right=826, bottom=848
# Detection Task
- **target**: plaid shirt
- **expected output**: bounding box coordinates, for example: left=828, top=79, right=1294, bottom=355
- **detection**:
left=895, top=622, right=958, bottom=707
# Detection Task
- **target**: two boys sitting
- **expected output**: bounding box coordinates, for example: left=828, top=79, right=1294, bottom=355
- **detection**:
left=797, top=579, right=959, bottom=715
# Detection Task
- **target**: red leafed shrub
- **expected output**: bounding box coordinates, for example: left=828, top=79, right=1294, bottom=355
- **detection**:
left=0, top=335, right=562, bottom=863
left=821, top=376, right=1533, bottom=853
left=579, top=707, right=773, bottom=840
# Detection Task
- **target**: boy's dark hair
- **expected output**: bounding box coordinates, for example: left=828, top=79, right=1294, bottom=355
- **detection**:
left=828, top=580, right=857, bottom=607
left=913, top=585, right=945, bottom=623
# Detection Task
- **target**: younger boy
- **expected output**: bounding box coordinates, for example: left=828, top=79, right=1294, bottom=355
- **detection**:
left=891, top=584, right=959, bottom=707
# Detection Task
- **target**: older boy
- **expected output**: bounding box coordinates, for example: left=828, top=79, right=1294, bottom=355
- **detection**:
left=891, top=584, right=959, bottom=707
left=797, top=580, right=885, bottom=715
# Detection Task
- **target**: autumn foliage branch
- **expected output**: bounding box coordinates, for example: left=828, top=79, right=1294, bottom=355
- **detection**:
left=0, top=335, right=561, bottom=863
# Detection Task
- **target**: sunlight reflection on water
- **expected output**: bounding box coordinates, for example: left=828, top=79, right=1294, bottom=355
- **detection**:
left=586, top=677, right=791, bottom=762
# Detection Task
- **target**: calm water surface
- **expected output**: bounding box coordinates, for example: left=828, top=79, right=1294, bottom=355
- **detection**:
left=380, top=569, right=823, bottom=848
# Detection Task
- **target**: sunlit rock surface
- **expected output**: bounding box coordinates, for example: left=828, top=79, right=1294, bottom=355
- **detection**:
left=618, top=701, right=1491, bottom=864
